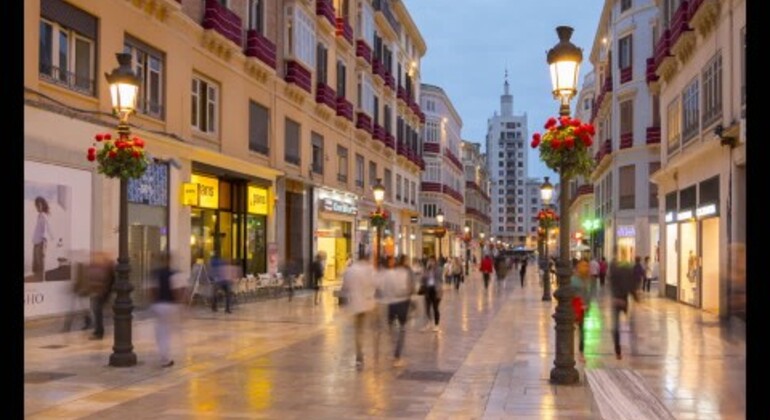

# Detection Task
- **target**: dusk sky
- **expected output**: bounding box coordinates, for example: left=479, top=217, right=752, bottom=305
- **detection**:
left=404, top=0, right=604, bottom=182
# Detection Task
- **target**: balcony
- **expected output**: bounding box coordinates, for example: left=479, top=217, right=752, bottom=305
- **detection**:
left=620, top=132, right=633, bottom=149
left=646, top=126, right=661, bottom=145
left=417, top=156, right=425, bottom=170
left=577, top=184, right=594, bottom=196
left=384, top=133, right=396, bottom=149
left=336, top=17, right=354, bottom=45
left=372, top=59, right=386, bottom=81
left=397, top=86, right=407, bottom=103
left=356, top=40, right=372, bottom=65
left=372, top=0, right=401, bottom=34
left=654, top=30, right=673, bottom=70
left=372, top=123, right=386, bottom=143
left=689, top=0, right=720, bottom=37
left=418, top=110, right=426, bottom=124
left=670, top=1, right=693, bottom=47
left=315, top=0, right=335, bottom=28
left=602, top=75, right=613, bottom=94
left=355, top=112, right=372, bottom=134
left=245, top=30, right=277, bottom=69
left=442, top=185, right=464, bottom=203
left=645, top=57, right=659, bottom=84
left=397, top=142, right=408, bottom=157
left=421, top=181, right=442, bottom=193
left=423, top=142, right=440, bottom=154
left=445, top=149, right=464, bottom=172
left=620, top=67, right=632, bottom=84
left=202, top=0, right=242, bottom=47
left=284, top=60, right=312, bottom=93
left=384, top=72, right=395, bottom=91
left=315, top=83, right=336, bottom=109
left=335, top=97, right=354, bottom=121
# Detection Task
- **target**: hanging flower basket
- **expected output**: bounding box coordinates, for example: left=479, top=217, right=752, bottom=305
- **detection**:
left=86, top=132, right=150, bottom=179
left=531, top=116, right=595, bottom=179
left=537, top=208, right=559, bottom=229
left=370, top=209, right=390, bottom=228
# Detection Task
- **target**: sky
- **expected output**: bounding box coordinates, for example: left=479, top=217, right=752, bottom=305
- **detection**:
left=404, top=0, right=605, bottom=183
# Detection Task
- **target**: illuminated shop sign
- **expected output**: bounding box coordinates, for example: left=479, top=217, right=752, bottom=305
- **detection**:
left=247, top=186, right=269, bottom=215
left=696, top=204, right=717, bottom=218
left=322, top=198, right=357, bottom=215
left=616, top=225, right=636, bottom=238
left=677, top=210, right=694, bottom=221
left=190, top=174, right=219, bottom=209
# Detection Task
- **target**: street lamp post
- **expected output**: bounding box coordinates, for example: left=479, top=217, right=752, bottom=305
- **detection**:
left=106, top=53, right=141, bottom=367
left=373, top=179, right=386, bottom=268
left=436, top=209, right=445, bottom=261
left=463, top=225, right=471, bottom=275
left=547, top=26, right=583, bottom=385
left=540, top=177, right=554, bottom=302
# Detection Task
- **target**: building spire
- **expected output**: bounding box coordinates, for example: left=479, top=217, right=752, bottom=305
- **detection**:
left=504, top=68, right=510, bottom=95
left=501, top=68, right=513, bottom=116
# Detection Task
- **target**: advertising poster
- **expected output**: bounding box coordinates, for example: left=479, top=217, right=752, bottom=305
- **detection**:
left=24, top=161, right=92, bottom=318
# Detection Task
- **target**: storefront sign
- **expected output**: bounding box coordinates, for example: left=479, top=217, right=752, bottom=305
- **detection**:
left=190, top=174, right=219, bottom=209
left=616, top=225, right=636, bottom=238
left=677, top=210, right=694, bottom=221
left=182, top=182, right=199, bottom=206
left=248, top=186, right=269, bottom=215
left=322, top=198, right=357, bottom=215
left=664, top=212, right=675, bottom=223
left=696, top=203, right=717, bottom=218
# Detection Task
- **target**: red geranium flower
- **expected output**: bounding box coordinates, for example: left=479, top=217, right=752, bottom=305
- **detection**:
left=104, top=133, right=112, bottom=140
left=134, top=138, right=144, bottom=148
left=559, top=116, right=570, bottom=127
left=108, top=150, right=118, bottom=158
left=544, top=117, right=557, bottom=129
left=551, top=139, right=561, bottom=150
left=95, top=134, right=104, bottom=142
left=564, top=137, right=575, bottom=148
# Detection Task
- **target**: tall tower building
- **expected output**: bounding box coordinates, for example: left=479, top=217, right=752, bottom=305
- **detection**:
left=485, top=73, right=529, bottom=245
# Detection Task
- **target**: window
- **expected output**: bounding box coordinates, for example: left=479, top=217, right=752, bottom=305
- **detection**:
left=191, top=75, right=219, bottom=134
left=619, top=164, right=635, bottom=210
left=39, top=11, right=96, bottom=95
left=124, top=37, right=165, bottom=119
left=249, top=0, right=264, bottom=34
left=355, top=154, right=365, bottom=188
left=423, top=203, right=437, bottom=218
left=311, top=132, right=323, bottom=174
left=337, top=60, right=347, bottom=98
left=701, top=53, right=722, bottom=128
left=667, top=97, right=681, bottom=153
left=620, top=0, right=632, bottom=12
left=286, top=5, right=315, bottom=68
left=649, top=162, right=661, bottom=208
left=248, top=101, right=269, bottom=155
left=620, top=99, right=633, bottom=136
left=652, top=94, right=661, bottom=127
left=384, top=169, right=392, bottom=200
left=619, top=34, right=633, bottom=70
left=384, top=105, right=392, bottom=134
left=284, top=118, right=301, bottom=165
left=358, top=0, right=375, bottom=46
left=369, top=161, right=377, bottom=186
left=681, top=78, right=700, bottom=143
left=358, top=73, right=374, bottom=115
left=499, top=217, right=504, bottom=222
left=337, top=145, right=348, bottom=182
left=396, top=175, right=402, bottom=200
left=316, top=43, right=328, bottom=85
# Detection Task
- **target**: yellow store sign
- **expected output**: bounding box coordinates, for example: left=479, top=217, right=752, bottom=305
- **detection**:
left=248, top=186, right=269, bottom=215
left=191, top=174, right=219, bottom=209
left=181, top=183, right=199, bottom=206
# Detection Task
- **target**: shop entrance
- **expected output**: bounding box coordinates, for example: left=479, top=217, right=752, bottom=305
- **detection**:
left=317, top=219, right=351, bottom=283
left=701, top=217, right=720, bottom=313
left=679, top=220, right=699, bottom=306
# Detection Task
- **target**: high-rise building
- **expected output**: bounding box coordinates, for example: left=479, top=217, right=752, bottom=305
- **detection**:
left=485, top=73, right=529, bottom=246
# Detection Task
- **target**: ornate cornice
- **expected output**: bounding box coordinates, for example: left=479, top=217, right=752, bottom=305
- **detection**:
left=124, top=0, right=180, bottom=23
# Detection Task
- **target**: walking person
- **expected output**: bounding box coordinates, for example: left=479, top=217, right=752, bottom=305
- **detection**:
left=340, top=253, right=378, bottom=368
left=148, top=254, right=187, bottom=368
left=421, top=256, right=443, bottom=332
left=86, top=252, right=115, bottom=340
left=643, top=256, right=653, bottom=293
left=450, top=257, right=463, bottom=290
left=598, top=257, right=608, bottom=288
left=609, top=260, right=639, bottom=359
left=571, top=260, right=591, bottom=362
left=480, top=254, right=494, bottom=290
left=209, top=255, right=234, bottom=313
left=519, top=258, right=528, bottom=288
left=589, top=257, right=600, bottom=299
left=380, top=255, right=415, bottom=367
left=633, top=256, right=645, bottom=295
left=311, top=252, right=325, bottom=305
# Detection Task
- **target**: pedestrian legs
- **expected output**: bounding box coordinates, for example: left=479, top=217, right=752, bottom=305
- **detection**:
left=90, top=295, right=106, bottom=339
left=152, top=302, right=178, bottom=366
left=483, top=273, right=490, bottom=290
left=354, top=312, right=366, bottom=364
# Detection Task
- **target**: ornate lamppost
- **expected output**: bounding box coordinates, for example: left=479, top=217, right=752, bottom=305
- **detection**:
left=435, top=209, right=446, bottom=261
left=540, top=177, right=555, bottom=301
left=372, top=179, right=386, bottom=268
left=531, top=26, right=594, bottom=385
left=463, top=225, right=471, bottom=275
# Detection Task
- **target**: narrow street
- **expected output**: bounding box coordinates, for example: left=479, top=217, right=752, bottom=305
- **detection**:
left=25, top=268, right=745, bottom=419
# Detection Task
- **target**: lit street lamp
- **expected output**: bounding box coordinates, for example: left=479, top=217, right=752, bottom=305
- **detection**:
left=106, top=53, right=141, bottom=367
left=463, top=225, right=471, bottom=275
left=582, top=218, right=601, bottom=257
left=540, top=176, right=554, bottom=302
left=546, top=25, right=583, bottom=385
left=436, top=209, right=445, bottom=261
left=373, top=178, right=386, bottom=268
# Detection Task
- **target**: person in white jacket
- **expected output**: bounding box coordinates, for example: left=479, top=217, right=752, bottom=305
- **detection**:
left=379, top=255, right=415, bottom=367
left=340, top=254, right=378, bottom=367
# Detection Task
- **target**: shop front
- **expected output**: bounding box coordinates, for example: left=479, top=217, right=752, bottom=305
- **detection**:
left=616, top=224, right=636, bottom=263
left=187, top=166, right=271, bottom=279
left=315, top=189, right=357, bottom=282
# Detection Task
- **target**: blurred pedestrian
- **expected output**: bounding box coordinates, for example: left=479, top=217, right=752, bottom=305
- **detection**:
left=449, top=257, right=463, bottom=290
left=643, top=256, right=653, bottom=293
left=519, top=258, right=528, bottom=288
left=380, top=255, right=415, bottom=367
left=589, top=257, right=600, bottom=298
left=571, top=260, right=591, bottom=362
left=86, top=251, right=115, bottom=340
left=480, top=254, right=494, bottom=290
left=421, top=256, right=443, bottom=332
left=609, top=260, right=639, bottom=359
left=599, top=257, right=608, bottom=288
left=148, top=254, right=187, bottom=368
left=311, top=252, right=325, bottom=305
left=62, top=257, right=92, bottom=332
left=209, top=254, right=235, bottom=313
left=633, top=256, right=645, bottom=294
left=340, top=253, right=378, bottom=368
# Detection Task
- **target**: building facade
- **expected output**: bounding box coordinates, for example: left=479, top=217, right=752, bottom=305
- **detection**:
left=461, top=141, right=491, bottom=261
left=648, top=0, right=745, bottom=319
left=420, top=84, right=465, bottom=259
left=588, top=0, right=662, bottom=265
left=24, top=0, right=426, bottom=318
left=485, top=74, right=530, bottom=246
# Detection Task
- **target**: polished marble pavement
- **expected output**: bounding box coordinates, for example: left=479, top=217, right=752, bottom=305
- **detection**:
left=24, top=267, right=745, bottom=419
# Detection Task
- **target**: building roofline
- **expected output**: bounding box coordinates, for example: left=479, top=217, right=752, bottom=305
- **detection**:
left=421, top=83, right=463, bottom=126
left=393, top=0, right=427, bottom=56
